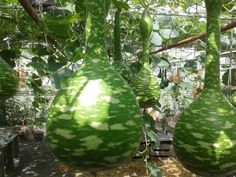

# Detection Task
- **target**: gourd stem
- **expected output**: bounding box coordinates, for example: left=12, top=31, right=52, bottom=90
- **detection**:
left=203, top=0, right=222, bottom=91
left=85, top=0, right=108, bottom=63
left=114, top=9, right=122, bottom=62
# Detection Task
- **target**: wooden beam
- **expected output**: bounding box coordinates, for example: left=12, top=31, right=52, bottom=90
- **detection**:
left=150, top=21, right=236, bottom=54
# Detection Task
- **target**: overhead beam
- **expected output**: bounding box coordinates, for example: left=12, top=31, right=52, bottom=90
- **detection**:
left=150, top=21, right=236, bottom=54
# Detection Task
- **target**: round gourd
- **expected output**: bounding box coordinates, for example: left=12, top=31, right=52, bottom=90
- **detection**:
left=112, top=9, right=132, bottom=83
left=130, top=8, right=160, bottom=108
left=222, top=68, right=236, bottom=86
left=0, top=58, right=19, bottom=100
left=173, top=0, right=236, bottom=176
left=47, top=0, right=142, bottom=172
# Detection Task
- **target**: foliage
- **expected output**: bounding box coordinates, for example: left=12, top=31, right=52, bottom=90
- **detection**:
left=0, top=0, right=235, bottom=174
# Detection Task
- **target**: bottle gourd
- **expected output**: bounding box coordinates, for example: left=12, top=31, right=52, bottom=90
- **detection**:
left=112, top=8, right=132, bottom=83
left=173, top=0, right=236, bottom=176
left=0, top=58, right=19, bottom=100
left=47, top=0, right=142, bottom=172
left=130, top=9, right=160, bottom=108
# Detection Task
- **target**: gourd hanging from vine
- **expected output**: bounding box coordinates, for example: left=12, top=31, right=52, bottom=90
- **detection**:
left=47, top=0, right=142, bottom=172
left=112, top=8, right=132, bottom=83
left=173, top=0, right=236, bottom=176
left=130, top=8, right=160, bottom=108
left=0, top=58, right=19, bottom=100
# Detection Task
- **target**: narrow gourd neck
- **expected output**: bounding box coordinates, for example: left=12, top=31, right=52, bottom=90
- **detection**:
left=203, top=0, right=222, bottom=91
left=114, top=9, right=122, bottom=62
left=139, top=8, right=152, bottom=65
left=84, top=0, right=108, bottom=64
left=143, top=38, right=150, bottom=65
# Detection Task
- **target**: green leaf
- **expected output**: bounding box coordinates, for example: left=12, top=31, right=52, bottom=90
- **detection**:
left=43, top=14, right=78, bottom=38
left=147, top=130, right=160, bottom=146
left=65, top=2, right=76, bottom=13
left=147, top=163, right=162, bottom=177
left=30, top=74, right=44, bottom=94
left=123, top=44, right=134, bottom=54
left=112, top=0, right=129, bottom=10
left=0, top=50, right=20, bottom=67
left=47, top=57, right=66, bottom=72
left=32, top=44, right=50, bottom=56
left=151, top=56, right=170, bottom=68
left=150, top=32, right=163, bottom=45
left=28, top=57, right=47, bottom=72
left=142, top=113, right=152, bottom=128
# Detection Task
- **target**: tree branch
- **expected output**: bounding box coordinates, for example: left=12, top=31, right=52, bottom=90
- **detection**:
left=18, top=0, right=58, bottom=46
left=150, top=21, right=236, bottom=54
left=18, top=0, right=40, bottom=24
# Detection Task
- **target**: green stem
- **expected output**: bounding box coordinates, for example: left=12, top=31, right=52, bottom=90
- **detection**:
left=84, top=0, right=108, bottom=63
left=143, top=38, right=150, bottom=65
left=114, top=9, right=122, bottom=62
left=203, top=0, right=222, bottom=91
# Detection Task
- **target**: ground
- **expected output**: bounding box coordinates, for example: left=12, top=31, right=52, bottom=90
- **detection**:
left=9, top=138, right=198, bottom=177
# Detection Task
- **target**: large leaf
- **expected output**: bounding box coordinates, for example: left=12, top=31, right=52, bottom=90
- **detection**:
left=32, top=44, right=51, bottom=56
left=28, top=57, right=47, bottom=73
left=147, top=163, right=162, bottom=177
left=151, top=56, right=170, bottom=68
left=47, top=57, right=66, bottom=72
left=112, top=0, right=129, bottom=10
left=43, top=14, right=78, bottom=38
left=0, top=50, right=20, bottom=67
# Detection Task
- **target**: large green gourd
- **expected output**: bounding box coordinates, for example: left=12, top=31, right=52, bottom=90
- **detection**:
left=47, top=0, right=142, bottom=172
left=130, top=9, right=160, bottom=108
left=112, top=8, right=132, bottom=83
left=0, top=58, right=19, bottom=100
left=173, top=0, right=236, bottom=176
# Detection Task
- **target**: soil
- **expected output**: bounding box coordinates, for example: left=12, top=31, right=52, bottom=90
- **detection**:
left=9, top=138, right=198, bottom=177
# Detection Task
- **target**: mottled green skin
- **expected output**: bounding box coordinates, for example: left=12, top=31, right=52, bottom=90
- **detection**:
left=130, top=8, right=160, bottom=108
left=231, top=92, right=236, bottom=107
left=112, top=9, right=132, bottom=83
left=173, top=89, right=236, bottom=176
left=139, top=9, right=153, bottom=41
left=47, top=0, right=142, bottom=172
left=131, top=63, right=160, bottom=108
left=0, top=58, right=19, bottom=100
left=112, top=61, right=132, bottom=83
left=173, top=0, right=236, bottom=176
